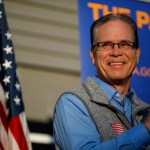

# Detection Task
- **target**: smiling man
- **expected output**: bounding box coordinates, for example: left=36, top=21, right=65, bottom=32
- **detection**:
left=54, top=13, right=150, bottom=150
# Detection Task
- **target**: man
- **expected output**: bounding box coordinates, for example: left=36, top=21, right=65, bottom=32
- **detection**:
left=53, top=13, right=150, bottom=150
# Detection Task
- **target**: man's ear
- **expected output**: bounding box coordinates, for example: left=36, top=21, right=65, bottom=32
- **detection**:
left=90, top=48, right=96, bottom=65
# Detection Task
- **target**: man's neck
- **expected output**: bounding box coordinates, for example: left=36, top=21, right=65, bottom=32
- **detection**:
left=101, top=77, right=131, bottom=101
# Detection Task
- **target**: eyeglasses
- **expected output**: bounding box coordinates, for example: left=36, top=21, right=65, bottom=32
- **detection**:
left=92, top=41, right=135, bottom=51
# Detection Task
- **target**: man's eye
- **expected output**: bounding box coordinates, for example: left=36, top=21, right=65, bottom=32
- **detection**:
left=120, top=42, right=130, bottom=46
left=102, top=42, right=113, bottom=47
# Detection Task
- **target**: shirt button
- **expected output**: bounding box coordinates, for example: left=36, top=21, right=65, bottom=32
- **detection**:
left=115, top=93, right=120, bottom=98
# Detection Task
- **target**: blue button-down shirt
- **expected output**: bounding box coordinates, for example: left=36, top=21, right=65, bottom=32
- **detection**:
left=54, top=76, right=150, bottom=150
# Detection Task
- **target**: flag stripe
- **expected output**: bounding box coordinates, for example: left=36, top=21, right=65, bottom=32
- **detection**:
left=0, top=119, right=9, bottom=150
left=0, top=141, right=4, bottom=150
left=19, top=113, right=32, bottom=150
left=8, top=130, right=20, bottom=150
left=0, top=101, right=7, bottom=131
left=9, top=115, right=28, bottom=150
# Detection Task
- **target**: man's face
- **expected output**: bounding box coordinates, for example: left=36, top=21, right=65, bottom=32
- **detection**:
left=90, top=20, right=140, bottom=85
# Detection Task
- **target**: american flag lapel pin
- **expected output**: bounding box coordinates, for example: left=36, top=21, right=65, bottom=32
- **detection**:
left=111, top=123, right=124, bottom=135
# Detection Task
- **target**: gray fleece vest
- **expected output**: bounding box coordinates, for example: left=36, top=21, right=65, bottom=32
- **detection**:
left=68, top=77, right=150, bottom=143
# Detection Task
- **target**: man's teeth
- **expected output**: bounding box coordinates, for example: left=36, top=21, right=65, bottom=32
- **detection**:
left=110, top=62, right=123, bottom=65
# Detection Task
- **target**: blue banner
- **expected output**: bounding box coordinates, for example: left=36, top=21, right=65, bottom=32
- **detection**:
left=78, top=0, right=150, bottom=103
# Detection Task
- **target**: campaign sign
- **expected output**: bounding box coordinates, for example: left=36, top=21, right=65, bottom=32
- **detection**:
left=78, top=0, right=150, bottom=103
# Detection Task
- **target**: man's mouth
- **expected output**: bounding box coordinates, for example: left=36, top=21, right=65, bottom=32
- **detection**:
left=109, top=62, right=124, bottom=66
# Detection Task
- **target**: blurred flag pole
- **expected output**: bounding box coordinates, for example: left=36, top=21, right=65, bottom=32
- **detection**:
left=0, top=0, right=32, bottom=149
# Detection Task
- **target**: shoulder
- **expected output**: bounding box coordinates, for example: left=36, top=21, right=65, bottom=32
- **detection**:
left=133, top=93, right=150, bottom=107
left=55, top=92, right=90, bottom=117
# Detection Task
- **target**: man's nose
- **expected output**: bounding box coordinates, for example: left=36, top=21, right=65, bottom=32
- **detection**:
left=110, top=45, right=123, bottom=56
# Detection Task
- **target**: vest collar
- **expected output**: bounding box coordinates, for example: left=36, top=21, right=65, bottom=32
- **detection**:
left=83, top=77, right=111, bottom=105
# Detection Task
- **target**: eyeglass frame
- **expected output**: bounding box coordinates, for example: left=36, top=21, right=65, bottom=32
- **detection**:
left=92, top=40, right=136, bottom=51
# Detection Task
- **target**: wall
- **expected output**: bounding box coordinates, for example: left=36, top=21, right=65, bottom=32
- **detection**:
left=4, top=0, right=81, bottom=121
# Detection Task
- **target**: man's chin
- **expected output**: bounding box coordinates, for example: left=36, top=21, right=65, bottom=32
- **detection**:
left=109, top=76, right=131, bottom=85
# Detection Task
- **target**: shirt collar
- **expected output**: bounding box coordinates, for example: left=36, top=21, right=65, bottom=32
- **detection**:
left=92, top=76, right=134, bottom=101
left=126, top=87, right=134, bottom=100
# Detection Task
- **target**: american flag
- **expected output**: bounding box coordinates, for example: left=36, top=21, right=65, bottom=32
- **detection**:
left=0, top=1, right=32, bottom=149
left=111, top=123, right=124, bottom=135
